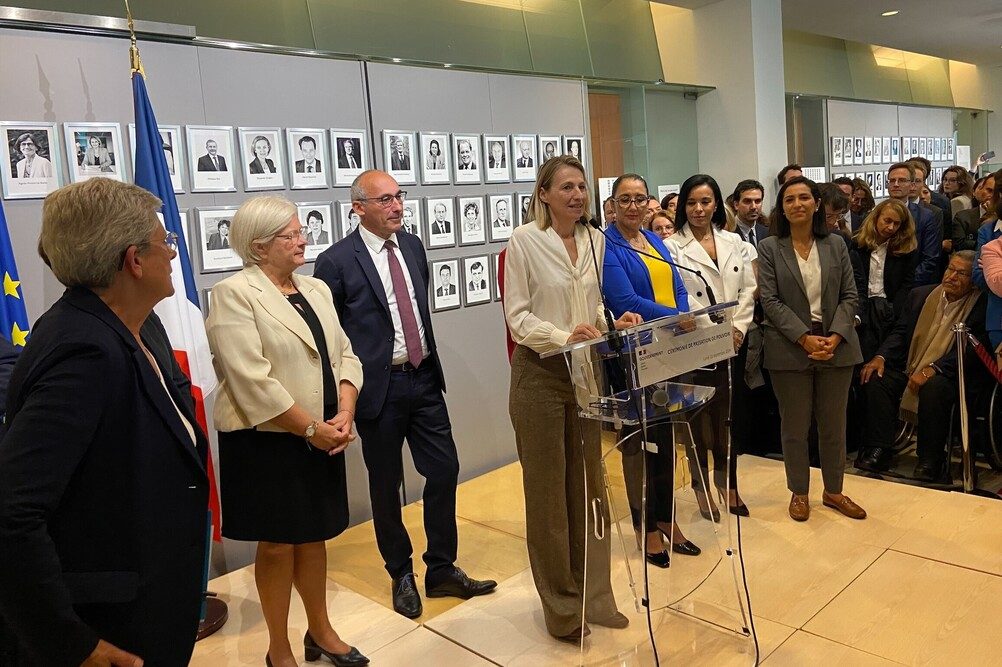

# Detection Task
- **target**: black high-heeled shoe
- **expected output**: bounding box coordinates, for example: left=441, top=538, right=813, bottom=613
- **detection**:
left=656, top=526, right=701, bottom=556
left=716, top=487, right=750, bottom=517
left=693, top=487, right=720, bottom=522
left=645, top=549, right=670, bottom=568
left=304, top=631, right=370, bottom=666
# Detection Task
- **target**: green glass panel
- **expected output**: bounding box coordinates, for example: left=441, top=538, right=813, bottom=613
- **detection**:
left=307, top=0, right=533, bottom=71
left=580, top=0, right=663, bottom=81
left=905, top=54, right=954, bottom=108
left=783, top=30, right=853, bottom=98
left=11, top=0, right=315, bottom=48
left=521, top=0, right=592, bottom=77
left=844, top=41, right=914, bottom=105
left=643, top=89, right=698, bottom=187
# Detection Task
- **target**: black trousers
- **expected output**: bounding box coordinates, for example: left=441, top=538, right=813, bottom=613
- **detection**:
left=356, top=362, right=460, bottom=580
left=862, top=368, right=954, bottom=463
left=620, top=422, right=673, bottom=532
left=685, top=363, right=738, bottom=490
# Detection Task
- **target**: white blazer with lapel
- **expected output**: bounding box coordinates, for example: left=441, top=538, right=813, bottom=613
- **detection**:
left=667, top=226, right=756, bottom=335
left=207, top=264, right=363, bottom=432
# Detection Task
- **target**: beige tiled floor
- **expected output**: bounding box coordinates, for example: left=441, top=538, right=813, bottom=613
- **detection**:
left=194, top=454, right=1002, bottom=666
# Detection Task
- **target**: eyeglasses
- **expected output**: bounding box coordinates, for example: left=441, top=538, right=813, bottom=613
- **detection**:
left=886, top=178, right=914, bottom=185
left=357, top=191, right=407, bottom=207
left=615, top=195, right=649, bottom=208
left=163, top=231, right=179, bottom=252
left=274, top=228, right=306, bottom=241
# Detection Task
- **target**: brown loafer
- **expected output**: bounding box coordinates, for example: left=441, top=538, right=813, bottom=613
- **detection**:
left=590, top=611, right=629, bottom=629
left=822, top=492, right=866, bottom=520
left=554, top=624, right=591, bottom=645
left=789, top=493, right=810, bottom=521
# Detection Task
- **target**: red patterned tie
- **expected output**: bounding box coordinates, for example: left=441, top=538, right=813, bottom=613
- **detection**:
left=384, top=240, right=423, bottom=367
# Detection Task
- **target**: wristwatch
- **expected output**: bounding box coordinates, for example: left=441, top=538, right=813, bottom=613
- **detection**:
left=303, top=420, right=320, bottom=442
left=920, top=367, right=935, bottom=379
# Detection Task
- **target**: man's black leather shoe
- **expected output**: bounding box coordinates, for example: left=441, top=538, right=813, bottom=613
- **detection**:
left=425, top=566, right=498, bottom=599
left=391, top=573, right=422, bottom=618
left=856, top=447, right=892, bottom=472
left=913, top=459, right=950, bottom=484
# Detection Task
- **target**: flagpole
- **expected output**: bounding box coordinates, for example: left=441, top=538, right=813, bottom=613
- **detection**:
left=125, top=0, right=228, bottom=641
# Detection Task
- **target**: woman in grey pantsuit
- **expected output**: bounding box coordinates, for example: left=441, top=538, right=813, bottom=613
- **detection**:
left=757, top=177, right=867, bottom=522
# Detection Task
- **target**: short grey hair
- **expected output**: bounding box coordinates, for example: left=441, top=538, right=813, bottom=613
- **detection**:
left=952, top=250, right=976, bottom=264
left=230, top=195, right=297, bottom=266
left=40, top=178, right=161, bottom=289
left=350, top=170, right=381, bottom=202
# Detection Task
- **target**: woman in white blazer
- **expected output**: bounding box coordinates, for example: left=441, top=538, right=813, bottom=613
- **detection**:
left=207, top=195, right=369, bottom=667
left=667, top=174, right=756, bottom=520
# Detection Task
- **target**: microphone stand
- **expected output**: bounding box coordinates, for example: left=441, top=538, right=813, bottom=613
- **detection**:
left=579, top=216, right=623, bottom=351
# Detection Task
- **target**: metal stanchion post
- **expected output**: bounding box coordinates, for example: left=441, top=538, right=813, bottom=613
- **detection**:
left=953, top=323, right=975, bottom=493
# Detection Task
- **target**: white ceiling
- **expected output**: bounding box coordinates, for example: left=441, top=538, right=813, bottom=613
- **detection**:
left=653, top=0, right=1002, bottom=67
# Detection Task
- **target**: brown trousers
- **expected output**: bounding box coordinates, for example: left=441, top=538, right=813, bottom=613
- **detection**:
left=509, top=345, right=618, bottom=637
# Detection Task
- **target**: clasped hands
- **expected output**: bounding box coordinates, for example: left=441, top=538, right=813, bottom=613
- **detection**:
left=308, top=409, right=356, bottom=456
left=798, top=332, right=841, bottom=361
left=567, top=312, right=643, bottom=344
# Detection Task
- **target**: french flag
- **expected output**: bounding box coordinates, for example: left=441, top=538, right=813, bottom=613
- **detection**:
left=132, top=66, right=222, bottom=542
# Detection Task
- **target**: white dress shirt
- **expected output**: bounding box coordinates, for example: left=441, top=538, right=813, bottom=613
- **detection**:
left=797, top=243, right=823, bottom=323
left=503, top=221, right=606, bottom=354
left=868, top=242, right=888, bottom=298
left=358, top=224, right=429, bottom=364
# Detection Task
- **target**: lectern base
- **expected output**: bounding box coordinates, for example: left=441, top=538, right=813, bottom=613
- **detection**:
left=196, top=595, right=228, bottom=641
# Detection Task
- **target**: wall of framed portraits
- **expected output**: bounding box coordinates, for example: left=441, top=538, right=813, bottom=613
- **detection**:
left=824, top=99, right=956, bottom=197
left=0, top=24, right=591, bottom=571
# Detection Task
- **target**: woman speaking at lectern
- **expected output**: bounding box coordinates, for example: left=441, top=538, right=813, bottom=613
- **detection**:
left=504, top=155, right=639, bottom=644
left=602, top=172, right=700, bottom=569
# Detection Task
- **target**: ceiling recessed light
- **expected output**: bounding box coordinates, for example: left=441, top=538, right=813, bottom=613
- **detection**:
left=881, top=10, right=899, bottom=16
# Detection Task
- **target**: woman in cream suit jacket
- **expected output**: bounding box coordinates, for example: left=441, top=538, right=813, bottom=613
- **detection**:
left=667, top=174, right=756, bottom=520
left=207, top=195, right=370, bottom=667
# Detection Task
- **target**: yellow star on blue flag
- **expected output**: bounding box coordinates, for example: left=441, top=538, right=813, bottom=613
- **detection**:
left=0, top=200, right=29, bottom=348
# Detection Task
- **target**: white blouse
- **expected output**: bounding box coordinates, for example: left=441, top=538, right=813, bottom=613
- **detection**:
left=503, top=221, right=606, bottom=355
left=868, top=242, right=888, bottom=299
left=797, top=243, right=823, bottom=323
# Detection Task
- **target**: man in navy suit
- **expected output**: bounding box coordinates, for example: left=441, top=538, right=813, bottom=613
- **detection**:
left=314, top=170, right=496, bottom=619
left=887, top=162, right=940, bottom=285
left=730, top=179, right=770, bottom=248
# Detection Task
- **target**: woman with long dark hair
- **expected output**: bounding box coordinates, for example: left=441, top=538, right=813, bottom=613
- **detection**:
left=758, top=177, right=865, bottom=522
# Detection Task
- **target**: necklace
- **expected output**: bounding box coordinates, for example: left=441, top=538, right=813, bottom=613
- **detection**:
left=276, top=281, right=297, bottom=295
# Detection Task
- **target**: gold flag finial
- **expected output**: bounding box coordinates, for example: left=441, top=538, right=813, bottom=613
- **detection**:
left=125, top=0, right=145, bottom=77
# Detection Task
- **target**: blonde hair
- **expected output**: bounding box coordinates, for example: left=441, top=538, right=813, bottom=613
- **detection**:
left=40, top=177, right=161, bottom=289
left=525, top=155, right=589, bottom=229
left=230, top=195, right=297, bottom=265
left=853, top=198, right=917, bottom=256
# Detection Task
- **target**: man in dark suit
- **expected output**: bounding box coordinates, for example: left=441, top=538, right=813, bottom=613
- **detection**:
left=206, top=218, right=231, bottom=250
left=390, top=136, right=410, bottom=171
left=314, top=170, right=495, bottom=619
left=731, top=179, right=769, bottom=248
left=857, top=252, right=989, bottom=480
left=953, top=174, right=994, bottom=251
left=488, top=141, right=506, bottom=169
left=467, top=262, right=487, bottom=291
left=294, top=135, right=322, bottom=173
left=516, top=141, right=534, bottom=169
left=430, top=202, right=452, bottom=235
left=0, top=178, right=208, bottom=666
left=436, top=264, right=456, bottom=296
left=196, top=139, right=227, bottom=171
left=887, top=162, right=940, bottom=286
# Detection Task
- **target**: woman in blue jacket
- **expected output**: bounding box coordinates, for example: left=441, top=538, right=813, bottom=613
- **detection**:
left=603, top=173, right=698, bottom=568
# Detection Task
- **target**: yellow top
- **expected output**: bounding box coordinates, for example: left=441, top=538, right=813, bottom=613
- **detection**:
left=638, top=243, right=676, bottom=309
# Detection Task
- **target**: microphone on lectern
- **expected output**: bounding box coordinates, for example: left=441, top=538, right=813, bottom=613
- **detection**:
left=577, top=216, right=622, bottom=351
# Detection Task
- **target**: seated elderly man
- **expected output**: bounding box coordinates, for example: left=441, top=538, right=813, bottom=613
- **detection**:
left=856, top=251, right=989, bottom=482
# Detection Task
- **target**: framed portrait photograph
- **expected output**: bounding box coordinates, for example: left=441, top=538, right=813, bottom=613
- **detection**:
left=891, top=136, right=900, bottom=162
left=286, top=129, right=328, bottom=190
left=539, top=135, right=561, bottom=165
left=128, top=123, right=184, bottom=193
left=430, top=258, right=461, bottom=312
left=382, top=130, right=416, bottom=185
left=425, top=197, right=456, bottom=249
left=562, top=136, right=585, bottom=169
left=910, top=137, right=918, bottom=158
left=463, top=255, right=492, bottom=306
left=338, top=201, right=361, bottom=240
left=865, top=172, right=875, bottom=192
left=882, top=136, right=891, bottom=163
left=296, top=202, right=334, bottom=261
left=194, top=206, right=241, bottom=273
left=853, top=137, right=864, bottom=165
left=874, top=137, right=883, bottom=164
left=863, top=136, right=873, bottom=165
left=458, top=195, right=486, bottom=246
left=64, top=122, right=125, bottom=184
left=187, top=125, right=237, bottom=192
left=934, top=137, right=943, bottom=162
left=875, top=172, right=885, bottom=198
left=331, top=129, right=366, bottom=186
left=518, top=193, right=533, bottom=225
left=419, top=131, right=451, bottom=185
left=492, top=252, right=501, bottom=301
left=452, top=134, right=482, bottom=184
left=919, top=137, right=927, bottom=159
left=843, top=136, right=853, bottom=165
left=401, top=198, right=425, bottom=245
left=483, top=134, right=510, bottom=183
left=947, top=138, right=955, bottom=160
left=831, top=136, right=843, bottom=167
left=1, top=122, right=62, bottom=199
left=487, top=194, right=514, bottom=242
left=511, top=134, right=538, bottom=183
left=238, top=127, right=285, bottom=191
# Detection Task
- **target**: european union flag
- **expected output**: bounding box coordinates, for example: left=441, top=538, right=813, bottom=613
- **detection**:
left=0, top=200, right=28, bottom=349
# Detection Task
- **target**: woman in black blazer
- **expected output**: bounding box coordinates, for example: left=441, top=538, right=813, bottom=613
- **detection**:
left=249, top=134, right=278, bottom=174
left=849, top=198, right=918, bottom=360
left=0, top=178, right=208, bottom=666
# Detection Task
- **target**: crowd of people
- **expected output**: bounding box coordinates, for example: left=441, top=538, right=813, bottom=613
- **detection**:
left=0, top=152, right=998, bottom=663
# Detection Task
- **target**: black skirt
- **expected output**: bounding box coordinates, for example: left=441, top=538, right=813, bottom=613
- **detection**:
left=218, top=428, right=348, bottom=544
